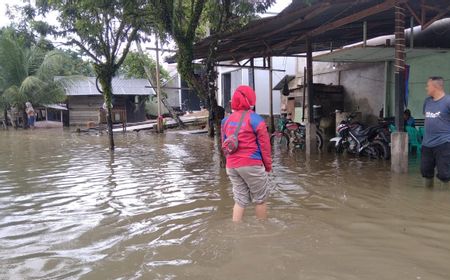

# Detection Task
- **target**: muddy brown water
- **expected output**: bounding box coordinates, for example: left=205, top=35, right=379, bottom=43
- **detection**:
left=0, top=130, right=449, bottom=280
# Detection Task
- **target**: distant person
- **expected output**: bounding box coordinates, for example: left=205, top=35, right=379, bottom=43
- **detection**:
left=404, top=109, right=415, bottom=127
left=225, top=101, right=232, bottom=116
left=421, top=76, right=450, bottom=185
left=221, top=85, right=272, bottom=222
left=25, top=102, right=35, bottom=129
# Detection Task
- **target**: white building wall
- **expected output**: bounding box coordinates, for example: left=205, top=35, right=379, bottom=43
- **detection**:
left=296, top=57, right=385, bottom=124
left=216, top=56, right=297, bottom=116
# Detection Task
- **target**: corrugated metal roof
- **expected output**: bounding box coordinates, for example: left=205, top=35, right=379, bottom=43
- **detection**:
left=64, top=77, right=154, bottom=96
left=193, top=0, right=450, bottom=62
left=45, top=104, right=68, bottom=110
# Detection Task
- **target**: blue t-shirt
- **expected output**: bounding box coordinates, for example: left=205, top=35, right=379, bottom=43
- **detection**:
left=423, top=95, right=450, bottom=147
left=405, top=117, right=415, bottom=127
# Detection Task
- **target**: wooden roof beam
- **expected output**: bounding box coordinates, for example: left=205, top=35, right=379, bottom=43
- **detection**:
left=273, top=0, right=404, bottom=53
left=262, top=3, right=333, bottom=38
left=405, top=2, right=422, bottom=25
left=423, top=8, right=450, bottom=29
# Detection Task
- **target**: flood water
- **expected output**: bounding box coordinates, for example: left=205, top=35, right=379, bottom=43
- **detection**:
left=1, top=129, right=450, bottom=280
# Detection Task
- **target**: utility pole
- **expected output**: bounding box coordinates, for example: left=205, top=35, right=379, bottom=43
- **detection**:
left=155, top=34, right=163, bottom=133
left=137, top=41, right=185, bottom=128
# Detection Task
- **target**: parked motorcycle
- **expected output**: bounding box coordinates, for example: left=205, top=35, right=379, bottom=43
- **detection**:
left=328, top=114, right=390, bottom=159
left=271, top=116, right=324, bottom=150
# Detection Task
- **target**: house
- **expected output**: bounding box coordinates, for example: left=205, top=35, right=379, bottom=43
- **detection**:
left=216, top=56, right=297, bottom=116
left=35, top=104, right=69, bottom=127
left=64, top=77, right=152, bottom=126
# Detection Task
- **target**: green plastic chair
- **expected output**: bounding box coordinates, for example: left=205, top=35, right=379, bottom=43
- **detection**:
left=405, top=126, right=421, bottom=154
left=418, top=127, right=425, bottom=143
left=389, top=124, right=397, bottom=133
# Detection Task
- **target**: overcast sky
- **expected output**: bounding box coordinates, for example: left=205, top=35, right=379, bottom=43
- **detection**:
left=0, top=0, right=291, bottom=68
left=0, top=0, right=292, bottom=28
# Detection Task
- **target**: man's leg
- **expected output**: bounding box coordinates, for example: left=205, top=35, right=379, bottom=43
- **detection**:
left=255, top=202, right=267, bottom=220
left=435, top=142, right=450, bottom=183
left=421, top=145, right=436, bottom=187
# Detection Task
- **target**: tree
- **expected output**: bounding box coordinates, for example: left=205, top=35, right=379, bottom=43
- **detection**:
left=58, top=49, right=95, bottom=77
left=36, top=0, right=147, bottom=150
left=149, top=0, right=274, bottom=137
left=120, top=51, right=169, bottom=81
left=0, top=34, right=68, bottom=126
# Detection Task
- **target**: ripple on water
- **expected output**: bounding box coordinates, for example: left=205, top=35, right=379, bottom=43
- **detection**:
left=0, top=130, right=450, bottom=279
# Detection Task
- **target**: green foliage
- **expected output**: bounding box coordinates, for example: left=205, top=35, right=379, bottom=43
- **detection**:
left=5, top=3, right=55, bottom=47
left=36, top=0, right=150, bottom=148
left=120, top=51, right=169, bottom=81
left=36, top=0, right=145, bottom=66
left=0, top=35, right=68, bottom=109
left=149, top=0, right=274, bottom=98
left=57, top=50, right=95, bottom=76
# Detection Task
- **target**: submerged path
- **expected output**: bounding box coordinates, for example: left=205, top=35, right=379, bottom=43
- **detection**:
left=0, top=130, right=449, bottom=279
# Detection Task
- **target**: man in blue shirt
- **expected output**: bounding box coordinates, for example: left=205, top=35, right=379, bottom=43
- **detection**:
left=421, top=76, right=450, bottom=185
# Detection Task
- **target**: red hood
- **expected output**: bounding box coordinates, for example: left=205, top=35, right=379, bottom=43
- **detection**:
left=231, top=85, right=256, bottom=111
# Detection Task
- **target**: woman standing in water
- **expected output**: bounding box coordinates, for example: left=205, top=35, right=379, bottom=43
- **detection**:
left=221, top=85, right=272, bottom=222
left=25, top=102, right=36, bottom=129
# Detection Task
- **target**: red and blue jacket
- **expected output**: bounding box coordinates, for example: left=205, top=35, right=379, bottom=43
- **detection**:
left=221, top=110, right=272, bottom=172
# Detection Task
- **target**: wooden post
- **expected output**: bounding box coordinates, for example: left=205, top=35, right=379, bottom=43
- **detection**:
left=394, top=3, right=405, bottom=132
left=306, top=36, right=317, bottom=154
left=268, top=57, right=274, bottom=133
left=155, top=33, right=163, bottom=133
left=392, top=2, right=408, bottom=173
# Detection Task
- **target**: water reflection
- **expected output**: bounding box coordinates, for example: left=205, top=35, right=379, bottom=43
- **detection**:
left=0, top=130, right=449, bottom=279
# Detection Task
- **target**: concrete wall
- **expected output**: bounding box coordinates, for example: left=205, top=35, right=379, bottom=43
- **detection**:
left=216, top=56, right=297, bottom=116
left=387, top=52, right=450, bottom=120
left=296, top=59, right=385, bottom=124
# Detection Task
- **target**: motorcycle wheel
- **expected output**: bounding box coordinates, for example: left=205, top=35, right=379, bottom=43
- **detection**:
left=296, top=130, right=322, bottom=150
left=270, top=132, right=290, bottom=148
left=327, top=140, right=344, bottom=153
left=316, top=132, right=324, bottom=150
left=371, top=140, right=391, bottom=160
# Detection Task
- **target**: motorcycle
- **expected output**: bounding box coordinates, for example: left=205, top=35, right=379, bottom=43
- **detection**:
left=328, top=114, right=390, bottom=159
left=271, top=115, right=324, bottom=150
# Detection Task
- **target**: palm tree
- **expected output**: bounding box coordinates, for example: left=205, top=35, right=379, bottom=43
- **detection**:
left=0, top=33, right=68, bottom=127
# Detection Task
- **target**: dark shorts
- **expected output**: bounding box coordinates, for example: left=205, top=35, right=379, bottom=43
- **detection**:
left=28, top=116, right=35, bottom=127
left=421, top=142, right=450, bottom=182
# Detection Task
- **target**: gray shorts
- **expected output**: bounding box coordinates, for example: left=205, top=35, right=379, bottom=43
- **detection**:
left=226, top=165, right=272, bottom=208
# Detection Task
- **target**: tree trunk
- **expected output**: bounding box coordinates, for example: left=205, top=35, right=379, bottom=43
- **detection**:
left=106, top=105, right=114, bottom=150
left=97, top=74, right=115, bottom=151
